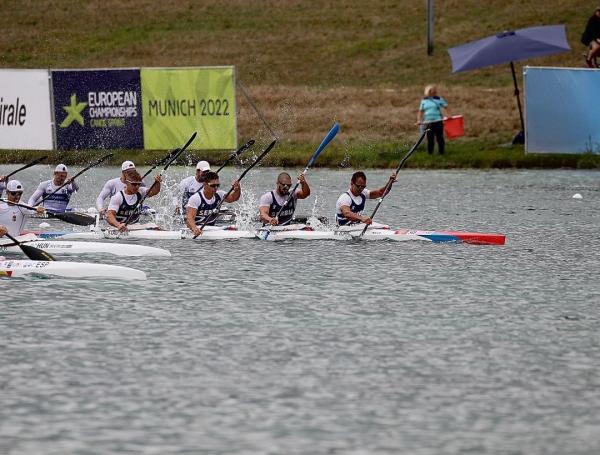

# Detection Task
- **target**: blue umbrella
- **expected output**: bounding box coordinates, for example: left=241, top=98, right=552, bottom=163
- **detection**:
left=447, top=24, right=571, bottom=143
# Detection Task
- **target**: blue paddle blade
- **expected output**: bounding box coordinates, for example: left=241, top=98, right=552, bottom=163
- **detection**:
left=308, top=122, right=340, bottom=168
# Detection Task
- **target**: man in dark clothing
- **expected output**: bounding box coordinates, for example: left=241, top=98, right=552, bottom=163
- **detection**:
left=581, top=7, right=600, bottom=67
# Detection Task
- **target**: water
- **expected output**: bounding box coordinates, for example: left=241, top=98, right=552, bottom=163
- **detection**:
left=2, top=165, right=600, bottom=454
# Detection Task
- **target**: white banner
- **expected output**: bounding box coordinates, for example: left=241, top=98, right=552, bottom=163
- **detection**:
left=0, top=69, right=53, bottom=150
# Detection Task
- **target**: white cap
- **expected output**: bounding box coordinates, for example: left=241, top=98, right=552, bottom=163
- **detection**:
left=121, top=160, right=135, bottom=171
left=54, top=164, right=68, bottom=173
left=196, top=160, right=211, bottom=171
left=7, top=180, right=23, bottom=192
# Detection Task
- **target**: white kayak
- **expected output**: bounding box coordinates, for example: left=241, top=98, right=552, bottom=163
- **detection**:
left=0, top=234, right=171, bottom=257
left=30, top=224, right=505, bottom=245
left=0, top=259, right=147, bottom=280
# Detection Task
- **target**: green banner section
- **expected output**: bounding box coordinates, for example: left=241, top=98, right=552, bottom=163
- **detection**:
left=141, top=67, right=237, bottom=150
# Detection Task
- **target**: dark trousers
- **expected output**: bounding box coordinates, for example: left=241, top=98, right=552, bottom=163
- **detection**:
left=426, top=120, right=445, bottom=154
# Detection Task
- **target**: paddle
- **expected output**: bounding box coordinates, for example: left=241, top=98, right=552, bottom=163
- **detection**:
left=193, top=139, right=277, bottom=238
left=3, top=233, right=56, bottom=261
left=215, top=139, right=255, bottom=173
left=0, top=199, right=96, bottom=226
left=141, top=148, right=181, bottom=180
left=357, top=129, right=428, bottom=238
left=259, top=122, right=340, bottom=240
left=35, top=153, right=114, bottom=207
left=3, top=155, right=48, bottom=181
left=124, top=132, right=197, bottom=225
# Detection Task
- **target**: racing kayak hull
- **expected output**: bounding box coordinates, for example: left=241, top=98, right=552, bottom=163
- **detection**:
left=0, top=260, right=147, bottom=280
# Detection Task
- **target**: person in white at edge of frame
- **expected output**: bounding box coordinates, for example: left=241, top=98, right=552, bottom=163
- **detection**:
left=105, top=170, right=161, bottom=232
left=0, top=180, right=45, bottom=237
left=178, top=160, right=211, bottom=212
left=27, top=164, right=79, bottom=213
left=259, top=172, right=310, bottom=226
left=96, top=161, right=146, bottom=216
left=186, top=170, right=241, bottom=237
left=0, top=173, right=7, bottom=195
left=335, top=170, right=397, bottom=226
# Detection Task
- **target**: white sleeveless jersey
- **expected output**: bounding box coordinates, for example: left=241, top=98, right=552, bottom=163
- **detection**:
left=96, top=177, right=146, bottom=210
left=0, top=201, right=30, bottom=237
left=179, top=175, right=204, bottom=209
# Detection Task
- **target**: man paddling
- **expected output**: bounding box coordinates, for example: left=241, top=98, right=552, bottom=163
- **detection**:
left=186, top=171, right=240, bottom=237
left=336, top=171, right=396, bottom=226
left=105, top=170, right=161, bottom=232
left=178, top=160, right=211, bottom=211
left=0, top=180, right=45, bottom=237
left=27, top=164, right=79, bottom=213
left=259, top=172, right=310, bottom=226
left=96, top=161, right=146, bottom=216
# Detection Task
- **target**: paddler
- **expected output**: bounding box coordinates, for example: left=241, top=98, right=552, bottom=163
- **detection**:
left=185, top=171, right=240, bottom=237
left=105, top=170, right=161, bottom=232
left=259, top=172, right=310, bottom=226
left=0, top=180, right=45, bottom=237
left=96, top=161, right=146, bottom=216
left=178, top=160, right=211, bottom=211
left=27, top=164, right=79, bottom=213
left=336, top=171, right=397, bottom=226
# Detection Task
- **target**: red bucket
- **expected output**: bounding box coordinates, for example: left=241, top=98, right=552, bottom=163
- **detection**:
left=443, top=115, right=464, bottom=140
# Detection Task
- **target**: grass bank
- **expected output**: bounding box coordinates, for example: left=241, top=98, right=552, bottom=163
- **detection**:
left=2, top=140, right=599, bottom=170
left=1, top=0, right=598, bottom=166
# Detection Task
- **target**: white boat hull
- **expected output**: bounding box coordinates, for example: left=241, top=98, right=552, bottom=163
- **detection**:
left=0, top=236, right=171, bottom=257
left=0, top=260, right=147, bottom=280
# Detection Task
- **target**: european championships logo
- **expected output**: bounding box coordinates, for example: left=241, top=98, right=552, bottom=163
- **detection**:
left=60, top=94, right=87, bottom=127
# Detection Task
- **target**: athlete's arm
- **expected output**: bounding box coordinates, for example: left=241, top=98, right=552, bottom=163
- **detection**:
left=296, top=173, right=310, bottom=199
left=146, top=175, right=162, bottom=198
left=339, top=205, right=372, bottom=225
left=27, top=183, right=44, bottom=206
left=369, top=172, right=397, bottom=199
left=185, top=206, right=202, bottom=236
left=224, top=180, right=241, bottom=203
left=96, top=182, right=113, bottom=212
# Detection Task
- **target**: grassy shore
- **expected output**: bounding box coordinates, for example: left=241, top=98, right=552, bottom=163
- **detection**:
left=2, top=140, right=599, bottom=170
left=1, top=0, right=598, bottom=168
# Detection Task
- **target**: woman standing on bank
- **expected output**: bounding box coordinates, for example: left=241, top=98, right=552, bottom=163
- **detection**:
left=417, top=84, right=448, bottom=155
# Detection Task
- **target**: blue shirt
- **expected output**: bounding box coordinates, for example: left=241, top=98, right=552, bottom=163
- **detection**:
left=419, top=96, right=448, bottom=123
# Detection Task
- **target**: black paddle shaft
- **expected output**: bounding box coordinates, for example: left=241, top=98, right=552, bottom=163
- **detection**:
left=4, top=156, right=48, bottom=180
left=215, top=139, right=255, bottom=173
left=359, top=129, right=428, bottom=237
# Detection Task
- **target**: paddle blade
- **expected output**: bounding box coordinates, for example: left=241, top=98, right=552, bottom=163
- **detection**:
left=308, top=122, right=340, bottom=168
left=49, top=211, right=96, bottom=226
left=20, top=243, right=56, bottom=261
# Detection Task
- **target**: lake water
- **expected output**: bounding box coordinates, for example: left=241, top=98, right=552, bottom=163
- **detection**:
left=2, top=165, right=600, bottom=454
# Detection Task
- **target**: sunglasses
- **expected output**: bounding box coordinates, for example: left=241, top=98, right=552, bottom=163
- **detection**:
left=353, top=183, right=366, bottom=190
left=8, top=191, right=23, bottom=196
left=126, top=181, right=142, bottom=186
left=278, top=183, right=291, bottom=188
left=207, top=183, right=220, bottom=188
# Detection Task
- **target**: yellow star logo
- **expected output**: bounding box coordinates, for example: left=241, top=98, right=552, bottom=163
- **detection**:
left=60, top=94, right=87, bottom=127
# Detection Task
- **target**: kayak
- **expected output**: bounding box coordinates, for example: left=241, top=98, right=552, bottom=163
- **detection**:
left=0, top=259, right=147, bottom=280
left=28, top=225, right=505, bottom=245
left=0, top=234, right=171, bottom=257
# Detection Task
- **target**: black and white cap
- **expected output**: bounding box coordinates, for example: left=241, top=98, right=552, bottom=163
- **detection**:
left=54, top=164, right=68, bottom=173
left=6, top=180, right=23, bottom=192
